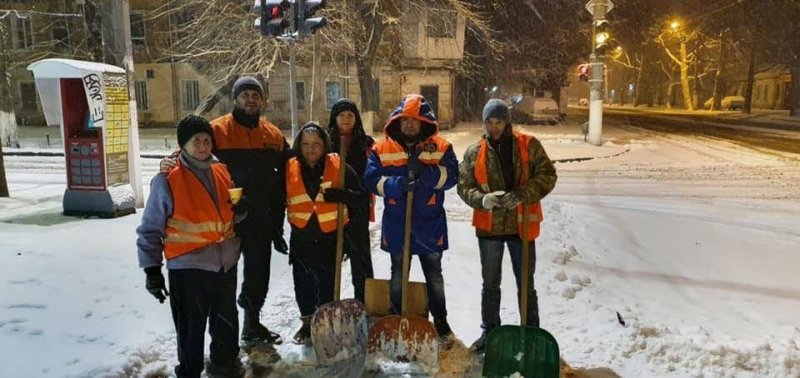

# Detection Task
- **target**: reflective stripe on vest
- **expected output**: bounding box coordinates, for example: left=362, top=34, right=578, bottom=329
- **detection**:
left=472, top=132, right=544, bottom=241
left=164, top=162, right=235, bottom=259
left=286, top=154, right=349, bottom=233
left=374, top=136, right=450, bottom=168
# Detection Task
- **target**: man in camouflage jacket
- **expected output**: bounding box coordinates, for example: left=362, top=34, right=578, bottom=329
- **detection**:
left=457, top=99, right=557, bottom=353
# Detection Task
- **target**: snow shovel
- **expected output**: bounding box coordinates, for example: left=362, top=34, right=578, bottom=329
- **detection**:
left=311, top=137, right=369, bottom=365
left=366, top=179, right=439, bottom=373
left=482, top=166, right=560, bottom=378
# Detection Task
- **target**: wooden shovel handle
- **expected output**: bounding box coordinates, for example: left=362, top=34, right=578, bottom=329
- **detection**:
left=333, top=137, right=350, bottom=302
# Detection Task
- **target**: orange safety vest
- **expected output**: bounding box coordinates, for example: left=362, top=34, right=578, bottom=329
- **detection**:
left=164, top=162, right=235, bottom=260
left=374, top=136, right=450, bottom=167
left=472, top=132, right=544, bottom=241
left=286, top=154, right=349, bottom=233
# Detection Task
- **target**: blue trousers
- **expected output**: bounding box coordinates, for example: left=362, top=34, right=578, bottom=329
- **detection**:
left=478, top=238, right=539, bottom=331
left=390, top=252, right=447, bottom=320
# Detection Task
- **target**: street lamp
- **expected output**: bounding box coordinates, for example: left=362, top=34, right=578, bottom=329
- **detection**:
left=670, top=20, right=680, bottom=30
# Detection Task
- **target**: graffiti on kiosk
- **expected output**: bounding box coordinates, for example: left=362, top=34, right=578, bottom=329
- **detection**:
left=83, top=73, right=105, bottom=127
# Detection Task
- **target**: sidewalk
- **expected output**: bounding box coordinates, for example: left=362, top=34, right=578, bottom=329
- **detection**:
left=574, top=104, right=800, bottom=131
left=8, top=121, right=631, bottom=164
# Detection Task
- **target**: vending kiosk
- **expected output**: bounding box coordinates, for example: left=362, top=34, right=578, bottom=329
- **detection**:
left=27, top=59, right=136, bottom=218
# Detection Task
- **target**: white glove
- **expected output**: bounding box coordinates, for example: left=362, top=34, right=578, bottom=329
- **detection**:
left=481, top=191, right=506, bottom=209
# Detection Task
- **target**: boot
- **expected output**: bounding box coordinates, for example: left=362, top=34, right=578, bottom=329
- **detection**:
left=241, top=308, right=283, bottom=345
left=293, top=315, right=312, bottom=345
left=470, top=330, right=490, bottom=353
left=434, top=317, right=453, bottom=340
left=205, top=358, right=245, bottom=378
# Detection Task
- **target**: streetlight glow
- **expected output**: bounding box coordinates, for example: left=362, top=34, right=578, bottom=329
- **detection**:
left=670, top=20, right=680, bottom=30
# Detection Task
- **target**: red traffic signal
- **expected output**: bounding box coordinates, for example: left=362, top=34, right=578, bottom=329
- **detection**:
left=254, top=0, right=291, bottom=38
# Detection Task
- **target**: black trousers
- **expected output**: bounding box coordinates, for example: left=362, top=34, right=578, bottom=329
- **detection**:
left=168, top=267, right=239, bottom=378
left=290, top=236, right=336, bottom=316
left=237, top=216, right=273, bottom=311
left=347, top=208, right=374, bottom=304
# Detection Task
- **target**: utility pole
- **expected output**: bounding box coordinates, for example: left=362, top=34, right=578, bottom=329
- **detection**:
left=288, top=38, right=298, bottom=137
left=585, top=0, right=614, bottom=146
left=101, top=0, right=143, bottom=207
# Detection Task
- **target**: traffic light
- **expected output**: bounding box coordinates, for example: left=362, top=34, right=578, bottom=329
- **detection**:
left=297, top=0, right=327, bottom=37
left=254, top=0, right=291, bottom=38
left=578, top=64, right=591, bottom=81
left=594, top=19, right=611, bottom=57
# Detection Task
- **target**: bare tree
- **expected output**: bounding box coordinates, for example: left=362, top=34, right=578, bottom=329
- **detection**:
left=151, top=0, right=497, bottom=117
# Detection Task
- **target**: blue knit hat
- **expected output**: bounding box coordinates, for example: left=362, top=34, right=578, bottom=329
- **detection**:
left=482, top=99, right=511, bottom=124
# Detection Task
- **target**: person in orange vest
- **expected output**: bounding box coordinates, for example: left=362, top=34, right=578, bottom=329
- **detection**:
left=325, top=99, right=375, bottom=305
left=137, top=115, right=246, bottom=378
left=456, top=99, right=557, bottom=353
left=363, top=94, right=459, bottom=343
left=160, top=76, right=289, bottom=346
left=286, top=122, right=369, bottom=344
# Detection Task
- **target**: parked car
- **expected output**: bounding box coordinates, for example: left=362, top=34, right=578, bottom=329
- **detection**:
left=703, top=96, right=745, bottom=110
left=510, top=97, right=561, bottom=125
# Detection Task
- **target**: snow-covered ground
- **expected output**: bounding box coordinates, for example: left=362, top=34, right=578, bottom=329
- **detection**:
left=2, top=121, right=800, bottom=377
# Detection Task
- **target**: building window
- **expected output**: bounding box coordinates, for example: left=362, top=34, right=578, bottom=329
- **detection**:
left=130, top=11, right=146, bottom=48
left=295, top=82, right=306, bottom=110
left=427, top=4, right=457, bottom=38
left=19, top=82, right=37, bottom=111
left=173, top=9, right=194, bottom=41
left=764, top=85, right=770, bottom=101
left=755, top=85, right=761, bottom=100
left=182, top=80, right=200, bottom=111
left=135, top=81, right=149, bottom=111
left=12, top=16, right=33, bottom=49
left=325, top=81, right=341, bottom=110
left=52, top=19, right=70, bottom=50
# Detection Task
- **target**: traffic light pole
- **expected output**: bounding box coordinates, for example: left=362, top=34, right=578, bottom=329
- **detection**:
left=288, top=38, right=298, bottom=138
left=588, top=57, right=604, bottom=146
left=585, top=0, right=613, bottom=146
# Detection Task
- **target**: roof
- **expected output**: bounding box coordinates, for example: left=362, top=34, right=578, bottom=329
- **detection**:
left=27, top=58, right=125, bottom=79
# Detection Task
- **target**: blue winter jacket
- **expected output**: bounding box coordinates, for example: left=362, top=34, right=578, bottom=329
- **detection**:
left=363, top=94, right=458, bottom=256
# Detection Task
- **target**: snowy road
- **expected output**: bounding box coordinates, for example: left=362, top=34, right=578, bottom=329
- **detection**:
left=2, top=121, right=800, bottom=377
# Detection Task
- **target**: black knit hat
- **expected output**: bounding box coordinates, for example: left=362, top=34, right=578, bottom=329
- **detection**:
left=482, top=99, right=511, bottom=124
left=231, top=76, right=264, bottom=99
left=177, top=114, right=214, bottom=148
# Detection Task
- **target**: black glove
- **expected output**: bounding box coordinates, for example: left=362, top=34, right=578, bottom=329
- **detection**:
left=144, top=267, right=168, bottom=303
left=231, top=196, right=249, bottom=215
left=401, top=177, right=418, bottom=193
left=323, top=188, right=346, bottom=203
left=272, top=230, right=289, bottom=255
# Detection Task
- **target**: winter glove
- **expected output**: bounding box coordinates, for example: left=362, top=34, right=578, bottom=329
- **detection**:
left=322, top=188, right=346, bottom=203
left=272, top=230, right=289, bottom=255
left=144, top=266, right=169, bottom=303
left=401, top=177, right=418, bottom=193
left=481, top=191, right=505, bottom=210
left=500, top=191, right=522, bottom=210
left=231, top=196, right=249, bottom=215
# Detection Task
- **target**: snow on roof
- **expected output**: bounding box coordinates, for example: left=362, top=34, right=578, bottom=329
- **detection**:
left=27, top=58, right=125, bottom=79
